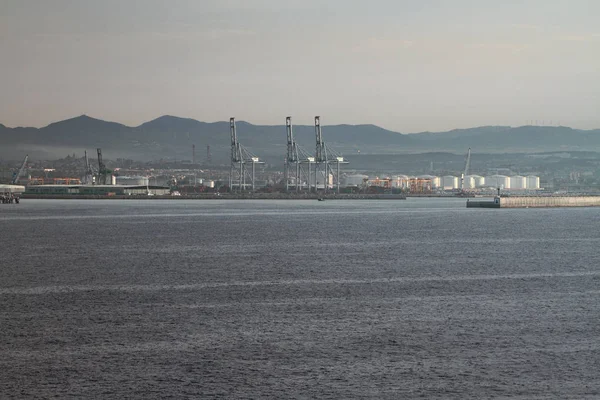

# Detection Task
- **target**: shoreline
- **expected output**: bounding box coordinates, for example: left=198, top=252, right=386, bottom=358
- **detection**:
left=20, top=193, right=411, bottom=200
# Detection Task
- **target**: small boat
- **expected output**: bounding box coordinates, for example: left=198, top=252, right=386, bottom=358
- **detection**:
left=317, top=198, right=325, bottom=201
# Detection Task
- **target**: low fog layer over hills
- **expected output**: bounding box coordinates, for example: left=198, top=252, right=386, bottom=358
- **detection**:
left=1, top=115, right=599, bottom=162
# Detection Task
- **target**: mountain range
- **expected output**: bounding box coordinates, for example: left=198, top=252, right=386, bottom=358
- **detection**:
left=1, top=115, right=599, bottom=163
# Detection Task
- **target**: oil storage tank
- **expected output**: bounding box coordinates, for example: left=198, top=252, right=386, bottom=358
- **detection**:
left=468, top=175, right=485, bottom=188
left=526, top=175, right=540, bottom=189
left=441, top=176, right=459, bottom=190
left=510, top=175, right=526, bottom=190
left=486, top=175, right=510, bottom=189
left=116, top=176, right=149, bottom=186
left=463, top=175, right=479, bottom=189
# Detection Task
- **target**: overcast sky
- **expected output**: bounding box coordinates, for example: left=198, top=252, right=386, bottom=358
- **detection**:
left=1, top=0, right=599, bottom=132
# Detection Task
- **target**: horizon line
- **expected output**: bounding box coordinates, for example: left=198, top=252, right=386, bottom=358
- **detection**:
left=0, top=113, right=586, bottom=134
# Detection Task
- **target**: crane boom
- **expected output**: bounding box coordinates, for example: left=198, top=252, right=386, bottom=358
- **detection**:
left=85, top=150, right=90, bottom=173
left=286, top=117, right=299, bottom=163
left=230, top=117, right=242, bottom=163
left=12, top=155, right=29, bottom=184
left=461, top=148, right=471, bottom=190
left=464, top=148, right=471, bottom=177
left=315, top=116, right=324, bottom=162
left=83, top=150, right=94, bottom=184
left=97, top=148, right=111, bottom=185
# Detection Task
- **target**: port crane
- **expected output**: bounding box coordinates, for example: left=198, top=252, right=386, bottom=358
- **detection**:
left=313, top=116, right=348, bottom=193
left=1, top=154, right=28, bottom=204
left=83, top=150, right=94, bottom=184
left=96, top=148, right=111, bottom=185
left=284, top=116, right=314, bottom=192
left=228, top=117, right=264, bottom=192
left=11, top=155, right=28, bottom=184
left=460, top=148, right=471, bottom=191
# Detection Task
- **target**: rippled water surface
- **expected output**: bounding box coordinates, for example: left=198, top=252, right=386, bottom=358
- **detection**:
left=1, top=199, right=600, bottom=398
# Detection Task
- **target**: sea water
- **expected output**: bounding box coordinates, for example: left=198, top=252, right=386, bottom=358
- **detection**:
left=1, top=199, right=599, bottom=398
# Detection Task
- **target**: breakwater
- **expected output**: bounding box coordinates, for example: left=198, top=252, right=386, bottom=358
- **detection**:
left=467, top=196, right=600, bottom=208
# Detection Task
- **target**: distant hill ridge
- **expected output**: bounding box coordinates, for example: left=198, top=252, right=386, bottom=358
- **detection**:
left=1, top=114, right=599, bottom=161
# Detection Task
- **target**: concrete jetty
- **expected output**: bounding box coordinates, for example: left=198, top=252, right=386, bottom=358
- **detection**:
left=467, top=196, right=600, bottom=208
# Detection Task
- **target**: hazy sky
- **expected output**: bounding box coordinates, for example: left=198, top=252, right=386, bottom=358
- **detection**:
left=1, top=0, right=599, bottom=132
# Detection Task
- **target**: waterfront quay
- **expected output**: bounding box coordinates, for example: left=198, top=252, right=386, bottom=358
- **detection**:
left=467, top=195, right=600, bottom=208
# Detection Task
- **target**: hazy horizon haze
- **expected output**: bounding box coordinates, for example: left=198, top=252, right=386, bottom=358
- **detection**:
left=1, top=0, right=599, bottom=132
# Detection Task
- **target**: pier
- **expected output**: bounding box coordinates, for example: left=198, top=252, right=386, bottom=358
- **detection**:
left=467, top=196, right=600, bottom=208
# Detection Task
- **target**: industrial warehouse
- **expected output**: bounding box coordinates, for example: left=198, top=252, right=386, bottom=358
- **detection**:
left=24, top=184, right=170, bottom=196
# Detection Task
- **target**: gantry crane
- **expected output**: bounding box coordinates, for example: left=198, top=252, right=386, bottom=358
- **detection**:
left=96, top=148, right=111, bottom=185
left=228, top=117, right=264, bottom=192
left=83, top=150, right=94, bottom=184
left=284, top=117, right=313, bottom=192
left=313, top=116, right=347, bottom=193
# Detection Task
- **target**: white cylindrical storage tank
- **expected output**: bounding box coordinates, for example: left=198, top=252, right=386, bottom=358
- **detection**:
left=116, top=176, right=149, bottom=186
left=442, top=176, right=459, bottom=190
left=510, top=176, right=526, bottom=190
left=485, top=175, right=497, bottom=188
left=463, top=175, right=477, bottom=189
left=492, top=175, right=510, bottom=189
left=472, top=175, right=485, bottom=187
left=486, top=175, right=510, bottom=189
left=344, top=174, right=369, bottom=187
left=526, top=176, right=540, bottom=189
